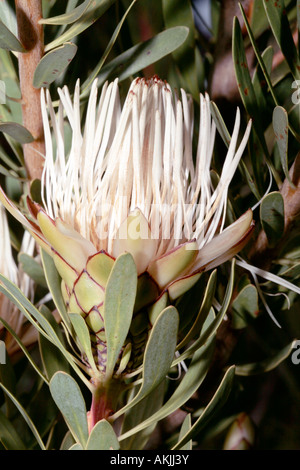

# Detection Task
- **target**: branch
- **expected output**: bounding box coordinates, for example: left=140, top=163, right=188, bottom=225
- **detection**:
left=15, top=0, right=45, bottom=181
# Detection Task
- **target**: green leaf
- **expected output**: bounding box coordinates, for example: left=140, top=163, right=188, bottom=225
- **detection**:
left=233, top=18, right=267, bottom=148
left=210, top=101, right=231, bottom=147
left=250, top=0, right=269, bottom=37
left=178, top=414, right=192, bottom=450
left=252, top=46, right=274, bottom=119
left=49, top=371, right=89, bottom=447
left=45, top=0, right=116, bottom=51
left=0, top=382, right=46, bottom=450
left=263, top=0, right=300, bottom=80
left=0, top=20, right=24, bottom=52
left=104, top=253, right=137, bottom=379
left=0, top=122, right=34, bottom=143
left=231, top=284, right=259, bottom=329
left=172, top=259, right=235, bottom=366
left=177, top=269, right=217, bottom=350
left=81, top=0, right=137, bottom=95
left=239, top=3, right=300, bottom=143
left=0, top=409, right=26, bottom=450
left=273, top=106, right=294, bottom=186
left=69, top=313, right=99, bottom=376
left=113, top=306, right=179, bottom=420
left=82, top=26, right=189, bottom=94
left=162, top=0, right=199, bottom=100
left=86, top=419, right=119, bottom=450
left=41, top=250, right=71, bottom=332
left=119, top=334, right=215, bottom=442
left=260, top=191, right=285, bottom=247
left=33, top=42, right=77, bottom=88
left=236, top=340, right=298, bottom=375
left=0, top=272, right=91, bottom=389
left=39, top=305, right=71, bottom=380
left=0, top=2, right=17, bottom=38
left=40, top=0, right=92, bottom=24
left=120, top=381, right=165, bottom=450
left=0, top=317, right=48, bottom=383
left=60, top=431, right=76, bottom=450
left=69, top=443, right=84, bottom=450
left=172, top=366, right=236, bottom=450
left=18, top=253, right=47, bottom=288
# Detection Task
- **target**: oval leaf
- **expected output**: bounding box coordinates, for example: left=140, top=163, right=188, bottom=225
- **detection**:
left=86, top=419, right=119, bottom=450
left=0, top=122, right=34, bottom=143
left=0, top=20, right=24, bottom=51
left=104, top=253, right=137, bottom=379
left=119, top=334, right=215, bottom=442
left=260, top=191, right=285, bottom=247
left=33, top=42, right=78, bottom=88
left=49, top=371, right=89, bottom=447
left=113, top=306, right=179, bottom=420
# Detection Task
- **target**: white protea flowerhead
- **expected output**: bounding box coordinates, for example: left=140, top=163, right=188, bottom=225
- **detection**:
left=0, top=205, right=37, bottom=357
left=0, top=76, right=254, bottom=373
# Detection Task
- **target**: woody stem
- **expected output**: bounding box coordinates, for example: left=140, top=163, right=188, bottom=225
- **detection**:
left=15, top=0, right=45, bottom=181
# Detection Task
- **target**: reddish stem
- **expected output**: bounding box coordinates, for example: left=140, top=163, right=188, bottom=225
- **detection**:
left=15, top=0, right=45, bottom=181
left=88, top=389, right=114, bottom=433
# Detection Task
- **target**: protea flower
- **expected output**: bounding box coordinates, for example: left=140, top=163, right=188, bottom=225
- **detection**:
left=0, top=76, right=254, bottom=378
left=0, top=205, right=37, bottom=357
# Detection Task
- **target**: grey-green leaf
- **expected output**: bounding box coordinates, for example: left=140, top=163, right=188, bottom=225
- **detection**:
left=172, top=366, right=236, bottom=450
left=113, top=306, right=179, bottom=420
left=33, top=42, right=77, bottom=88
left=84, top=26, right=189, bottom=93
left=86, top=419, right=120, bottom=450
left=104, top=253, right=137, bottom=379
left=69, top=313, right=99, bottom=376
left=178, top=414, right=192, bottom=450
left=49, top=371, right=89, bottom=447
left=0, top=122, right=34, bottom=143
left=0, top=20, right=24, bottom=52
left=45, top=0, right=116, bottom=51
left=39, top=305, right=71, bottom=380
left=41, top=250, right=71, bottom=332
left=273, top=106, right=293, bottom=186
left=18, top=253, right=48, bottom=288
left=232, top=17, right=268, bottom=156
left=0, top=382, right=46, bottom=450
left=119, top=334, right=215, bottom=442
left=231, top=284, right=259, bottom=329
left=0, top=409, right=26, bottom=450
left=120, top=381, right=165, bottom=450
left=260, top=191, right=285, bottom=247
left=40, top=0, right=92, bottom=25
left=263, top=0, right=300, bottom=80
left=236, top=340, right=298, bottom=375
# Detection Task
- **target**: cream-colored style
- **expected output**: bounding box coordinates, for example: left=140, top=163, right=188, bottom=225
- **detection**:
left=0, top=76, right=254, bottom=299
